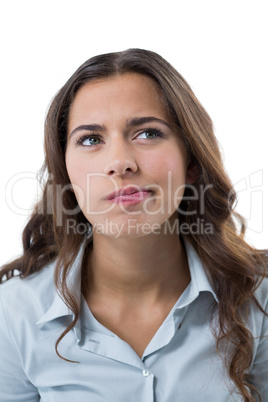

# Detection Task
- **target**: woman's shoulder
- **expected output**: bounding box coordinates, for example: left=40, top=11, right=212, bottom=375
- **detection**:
left=254, top=275, right=268, bottom=310
left=247, top=275, right=268, bottom=339
left=0, top=261, right=56, bottom=315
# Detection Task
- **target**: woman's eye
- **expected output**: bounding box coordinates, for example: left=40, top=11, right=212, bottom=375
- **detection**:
left=136, top=129, right=163, bottom=140
left=77, top=135, right=101, bottom=146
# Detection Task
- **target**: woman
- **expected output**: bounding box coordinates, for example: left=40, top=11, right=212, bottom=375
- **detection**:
left=0, top=49, right=267, bottom=401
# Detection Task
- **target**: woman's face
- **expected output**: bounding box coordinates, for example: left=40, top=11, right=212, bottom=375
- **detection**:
left=65, top=73, right=189, bottom=238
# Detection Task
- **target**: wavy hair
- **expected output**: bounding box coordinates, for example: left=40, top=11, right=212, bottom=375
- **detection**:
left=1, top=49, right=267, bottom=401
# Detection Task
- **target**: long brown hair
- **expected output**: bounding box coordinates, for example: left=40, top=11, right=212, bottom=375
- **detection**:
left=1, top=49, right=267, bottom=401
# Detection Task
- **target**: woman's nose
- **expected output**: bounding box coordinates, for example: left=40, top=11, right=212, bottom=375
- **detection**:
left=103, top=142, right=138, bottom=176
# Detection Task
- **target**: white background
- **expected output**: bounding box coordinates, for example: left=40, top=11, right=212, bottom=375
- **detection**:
left=0, top=0, right=267, bottom=266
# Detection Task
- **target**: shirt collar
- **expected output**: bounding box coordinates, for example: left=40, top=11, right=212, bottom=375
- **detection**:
left=36, top=237, right=218, bottom=327
left=36, top=239, right=87, bottom=326
left=176, top=239, right=219, bottom=308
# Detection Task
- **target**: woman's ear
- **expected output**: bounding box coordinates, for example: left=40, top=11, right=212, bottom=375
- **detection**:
left=186, top=157, right=200, bottom=184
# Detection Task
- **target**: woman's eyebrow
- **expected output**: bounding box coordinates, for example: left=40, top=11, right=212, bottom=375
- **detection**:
left=126, top=116, right=172, bottom=129
left=69, top=124, right=104, bottom=138
left=69, top=116, right=171, bottom=138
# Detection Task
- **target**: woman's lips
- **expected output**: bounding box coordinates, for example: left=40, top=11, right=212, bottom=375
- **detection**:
left=106, top=186, right=153, bottom=205
left=110, top=190, right=152, bottom=204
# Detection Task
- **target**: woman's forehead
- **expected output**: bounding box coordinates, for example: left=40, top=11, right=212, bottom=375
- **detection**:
left=74, top=73, right=163, bottom=102
left=68, top=73, right=171, bottom=127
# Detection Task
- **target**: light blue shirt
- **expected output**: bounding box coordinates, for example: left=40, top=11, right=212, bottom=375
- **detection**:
left=0, top=240, right=267, bottom=401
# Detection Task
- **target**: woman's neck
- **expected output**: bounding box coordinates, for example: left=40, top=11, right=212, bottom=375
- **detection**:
left=83, top=230, right=190, bottom=309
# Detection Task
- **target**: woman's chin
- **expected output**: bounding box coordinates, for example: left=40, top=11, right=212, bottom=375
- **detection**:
left=90, top=218, right=164, bottom=239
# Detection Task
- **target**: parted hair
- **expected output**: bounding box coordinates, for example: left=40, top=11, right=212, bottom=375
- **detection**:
left=1, top=48, right=267, bottom=401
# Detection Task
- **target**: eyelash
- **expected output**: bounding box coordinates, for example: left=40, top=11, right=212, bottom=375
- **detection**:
left=75, top=127, right=165, bottom=147
left=137, top=127, right=165, bottom=140
left=76, top=134, right=101, bottom=146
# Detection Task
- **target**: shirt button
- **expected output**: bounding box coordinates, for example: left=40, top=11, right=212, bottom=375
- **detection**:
left=142, top=369, right=150, bottom=377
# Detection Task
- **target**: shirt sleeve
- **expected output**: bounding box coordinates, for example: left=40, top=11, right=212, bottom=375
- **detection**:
left=250, top=296, right=268, bottom=401
left=0, top=295, right=40, bottom=401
